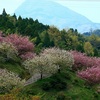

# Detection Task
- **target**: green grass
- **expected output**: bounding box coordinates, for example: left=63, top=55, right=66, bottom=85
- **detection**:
left=0, top=62, right=99, bottom=100
left=17, top=69, right=100, bottom=100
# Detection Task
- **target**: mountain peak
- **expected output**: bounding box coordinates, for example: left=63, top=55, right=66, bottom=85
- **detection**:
left=15, top=0, right=100, bottom=33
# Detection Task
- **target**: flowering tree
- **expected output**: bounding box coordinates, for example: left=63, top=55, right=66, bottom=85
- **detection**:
left=71, top=50, right=100, bottom=84
left=0, top=68, right=25, bottom=93
left=4, top=34, right=35, bottom=60
left=23, top=54, right=58, bottom=79
left=71, top=51, right=100, bottom=70
left=42, top=48, right=74, bottom=72
left=78, top=66, right=100, bottom=84
left=0, top=42, right=18, bottom=62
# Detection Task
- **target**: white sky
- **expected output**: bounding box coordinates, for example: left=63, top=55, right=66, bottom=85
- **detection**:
left=0, top=0, right=100, bottom=23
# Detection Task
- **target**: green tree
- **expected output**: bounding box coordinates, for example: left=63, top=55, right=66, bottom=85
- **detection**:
left=48, top=26, right=62, bottom=47
left=84, top=42, right=94, bottom=56
left=40, top=31, right=50, bottom=47
left=2, top=8, right=7, bottom=16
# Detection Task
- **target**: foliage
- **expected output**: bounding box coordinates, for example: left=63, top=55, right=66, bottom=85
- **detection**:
left=71, top=50, right=100, bottom=84
left=0, top=68, right=25, bottom=94
left=0, top=42, right=18, bottom=62
left=78, top=66, right=100, bottom=84
left=0, top=94, right=17, bottom=100
left=16, top=69, right=100, bottom=100
left=0, top=31, right=3, bottom=42
left=3, top=34, right=35, bottom=60
left=23, top=53, right=58, bottom=79
left=41, top=74, right=67, bottom=91
left=42, top=48, right=74, bottom=72
left=1, top=10, right=100, bottom=56
left=56, top=92, right=66, bottom=100
left=24, top=47, right=74, bottom=81
left=84, top=42, right=94, bottom=56
left=71, top=51, right=100, bottom=69
left=31, top=96, right=41, bottom=100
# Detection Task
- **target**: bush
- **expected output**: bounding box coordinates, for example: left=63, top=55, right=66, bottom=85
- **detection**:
left=71, top=51, right=100, bottom=70
left=78, top=66, right=100, bottom=84
left=54, top=82, right=66, bottom=91
left=0, top=68, right=25, bottom=94
left=31, top=96, right=41, bottom=100
left=0, top=94, right=16, bottom=100
left=4, top=34, right=35, bottom=60
left=41, top=74, right=67, bottom=91
left=56, top=92, right=66, bottom=100
left=0, top=42, right=18, bottom=62
left=41, top=82, right=52, bottom=91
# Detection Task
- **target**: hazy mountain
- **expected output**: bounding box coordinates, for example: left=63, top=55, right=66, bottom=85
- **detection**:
left=14, top=0, right=100, bottom=33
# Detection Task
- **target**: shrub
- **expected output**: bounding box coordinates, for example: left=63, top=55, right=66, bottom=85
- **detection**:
left=78, top=66, right=100, bottom=84
left=41, top=74, right=67, bottom=91
left=0, top=94, right=16, bottom=100
left=0, top=42, right=18, bottom=62
left=0, top=68, right=25, bottom=93
left=56, top=92, right=66, bottom=100
left=31, top=96, right=41, bottom=100
left=20, top=52, right=35, bottom=60
left=71, top=51, right=100, bottom=70
left=41, top=82, right=52, bottom=91
left=4, top=34, right=35, bottom=60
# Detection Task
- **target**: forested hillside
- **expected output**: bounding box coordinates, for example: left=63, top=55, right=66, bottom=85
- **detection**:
left=0, top=10, right=100, bottom=100
left=0, top=9, right=100, bottom=56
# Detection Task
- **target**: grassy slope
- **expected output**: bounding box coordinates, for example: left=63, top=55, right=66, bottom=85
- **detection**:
left=18, top=69, right=100, bottom=100
left=0, top=61, right=30, bottom=79
left=0, top=62, right=99, bottom=100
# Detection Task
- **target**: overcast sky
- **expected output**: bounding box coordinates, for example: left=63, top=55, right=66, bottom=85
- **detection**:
left=0, top=0, right=100, bottom=23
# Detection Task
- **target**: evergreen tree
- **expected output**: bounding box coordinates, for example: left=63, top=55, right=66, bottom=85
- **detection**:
left=2, top=8, right=7, bottom=16
left=43, top=31, right=50, bottom=47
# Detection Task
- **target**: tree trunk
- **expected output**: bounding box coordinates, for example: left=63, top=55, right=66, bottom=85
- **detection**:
left=41, top=74, right=43, bottom=79
left=58, top=69, right=60, bottom=73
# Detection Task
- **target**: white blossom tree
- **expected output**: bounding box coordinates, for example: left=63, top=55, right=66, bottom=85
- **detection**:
left=0, top=68, right=25, bottom=93
left=23, top=47, right=74, bottom=80
left=23, top=54, right=58, bottom=79
left=0, top=42, right=18, bottom=62
left=42, top=48, right=74, bottom=73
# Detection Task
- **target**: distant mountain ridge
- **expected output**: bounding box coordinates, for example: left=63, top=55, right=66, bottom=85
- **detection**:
left=83, top=29, right=100, bottom=36
left=14, top=0, right=100, bottom=33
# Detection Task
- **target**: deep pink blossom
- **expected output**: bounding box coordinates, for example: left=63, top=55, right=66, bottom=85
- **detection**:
left=4, top=34, right=35, bottom=60
left=78, top=66, right=100, bottom=84
left=71, top=51, right=100, bottom=70
left=20, top=52, right=35, bottom=60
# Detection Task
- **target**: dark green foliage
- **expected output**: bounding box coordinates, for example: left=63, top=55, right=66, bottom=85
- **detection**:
left=41, top=73, right=67, bottom=91
left=56, top=92, right=66, bottom=100
left=41, top=82, right=52, bottom=91
left=0, top=10, right=100, bottom=56
left=0, top=87, right=9, bottom=94
left=16, top=68, right=100, bottom=100
left=2, top=8, right=7, bottom=16
left=0, top=10, right=49, bottom=38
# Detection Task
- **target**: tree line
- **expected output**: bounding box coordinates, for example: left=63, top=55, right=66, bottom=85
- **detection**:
left=0, top=9, right=100, bottom=56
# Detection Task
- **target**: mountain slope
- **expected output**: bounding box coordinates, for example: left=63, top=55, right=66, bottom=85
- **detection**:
left=15, top=0, right=100, bottom=33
